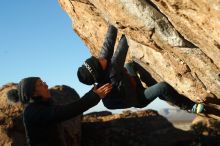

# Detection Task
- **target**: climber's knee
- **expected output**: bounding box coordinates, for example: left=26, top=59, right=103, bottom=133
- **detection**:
left=155, top=81, right=174, bottom=100
left=158, top=81, right=172, bottom=91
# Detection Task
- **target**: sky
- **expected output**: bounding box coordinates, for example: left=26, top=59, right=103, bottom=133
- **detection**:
left=0, top=0, right=172, bottom=113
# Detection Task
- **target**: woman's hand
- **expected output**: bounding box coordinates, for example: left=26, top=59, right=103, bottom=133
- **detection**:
left=93, top=83, right=112, bottom=99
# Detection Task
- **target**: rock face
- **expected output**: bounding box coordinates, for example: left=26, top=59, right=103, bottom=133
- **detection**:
left=82, top=110, right=193, bottom=146
left=0, top=84, right=81, bottom=146
left=50, top=85, right=82, bottom=146
left=192, top=115, right=220, bottom=136
left=0, top=83, right=25, bottom=146
left=1, top=83, right=219, bottom=146
left=191, top=116, right=220, bottom=145
left=82, top=110, right=220, bottom=146
left=58, top=0, right=220, bottom=120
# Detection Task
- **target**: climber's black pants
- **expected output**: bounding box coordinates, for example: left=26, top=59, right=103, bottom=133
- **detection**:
left=125, top=63, right=195, bottom=110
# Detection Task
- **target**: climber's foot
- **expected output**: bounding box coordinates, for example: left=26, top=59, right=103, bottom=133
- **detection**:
left=191, top=103, right=205, bottom=114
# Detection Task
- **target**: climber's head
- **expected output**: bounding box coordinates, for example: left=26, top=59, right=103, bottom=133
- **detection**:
left=77, top=56, right=106, bottom=85
left=7, top=77, right=51, bottom=104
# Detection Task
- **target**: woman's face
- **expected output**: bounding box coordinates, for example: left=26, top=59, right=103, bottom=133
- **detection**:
left=33, top=79, right=51, bottom=100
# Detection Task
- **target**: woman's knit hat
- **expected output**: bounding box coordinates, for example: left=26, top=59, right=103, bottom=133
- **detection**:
left=7, top=77, right=40, bottom=103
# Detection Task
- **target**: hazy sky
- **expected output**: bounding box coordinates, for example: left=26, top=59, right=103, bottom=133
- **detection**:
left=0, top=0, right=172, bottom=113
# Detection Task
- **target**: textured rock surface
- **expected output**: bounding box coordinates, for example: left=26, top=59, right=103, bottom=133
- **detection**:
left=82, top=110, right=220, bottom=146
left=0, top=84, right=81, bottom=146
left=50, top=85, right=82, bottom=146
left=191, top=116, right=220, bottom=145
left=58, top=0, right=220, bottom=120
left=0, top=83, right=25, bottom=146
left=1, top=83, right=218, bottom=146
left=192, top=115, right=220, bottom=136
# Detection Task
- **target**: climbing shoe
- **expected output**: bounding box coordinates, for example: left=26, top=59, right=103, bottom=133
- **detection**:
left=191, top=103, right=205, bottom=114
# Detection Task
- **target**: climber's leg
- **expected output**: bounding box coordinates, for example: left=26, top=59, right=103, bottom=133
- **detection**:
left=109, top=35, right=129, bottom=85
left=124, top=64, right=204, bottom=112
left=99, top=25, right=118, bottom=61
left=143, top=82, right=195, bottom=110
left=111, top=34, right=129, bottom=69
left=142, top=82, right=166, bottom=104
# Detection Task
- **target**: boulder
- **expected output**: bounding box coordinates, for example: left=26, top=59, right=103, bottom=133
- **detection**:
left=58, top=0, right=220, bottom=120
left=82, top=110, right=195, bottom=146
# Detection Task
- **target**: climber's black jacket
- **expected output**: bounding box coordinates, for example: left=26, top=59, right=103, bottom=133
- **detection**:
left=98, top=25, right=147, bottom=109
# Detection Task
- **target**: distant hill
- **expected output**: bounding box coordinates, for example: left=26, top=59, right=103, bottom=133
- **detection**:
left=159, top=108, right=195, bottom=122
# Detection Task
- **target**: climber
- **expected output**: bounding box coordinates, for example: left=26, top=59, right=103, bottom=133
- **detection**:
left=77, top=24, right=204, bottom=113
left=6, top=77, right=112, bottom=146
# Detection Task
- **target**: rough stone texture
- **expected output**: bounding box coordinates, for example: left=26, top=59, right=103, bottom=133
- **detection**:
left=1, top=84, right=218, bottom=146
left=0, top=83, right=25, bottom=146
left=58, top=0, right=220, bottom=120
left=49, top=85, right=82, bottom=146
left=82, top=110, right=220, bottom=146
left=192, top=115, right=220, bottom=136
left=151, top=0, right=220, bottom=68
left=191, top=116, right=220, bottom=145
left=0, top=84, right=81, bottom=146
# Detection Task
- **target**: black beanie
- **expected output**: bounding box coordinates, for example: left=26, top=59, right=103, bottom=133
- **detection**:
left=77, top=56, right=104, bottom=85
left=7, top=77, right=40, bottom=104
